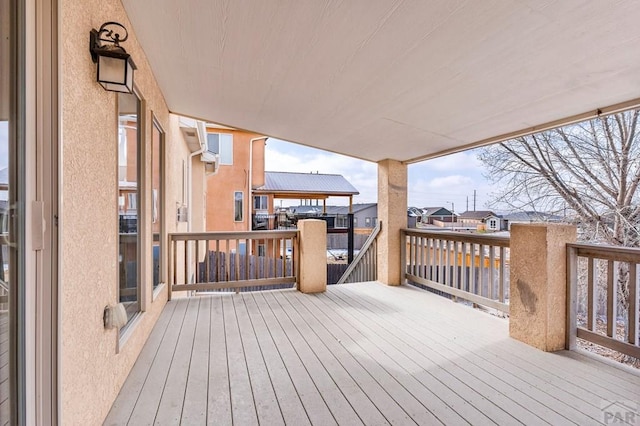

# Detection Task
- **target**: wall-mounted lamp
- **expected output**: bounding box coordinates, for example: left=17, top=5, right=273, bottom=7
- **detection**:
left=90, top=22, right=137, bottom=93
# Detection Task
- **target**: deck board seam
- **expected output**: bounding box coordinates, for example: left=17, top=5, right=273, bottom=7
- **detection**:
left=368, top=283, right=640, bottom=395
left=328, top=287, right=591, bottom=425
left=261, top=291, right=344, bottom=425
left=337, top=284, right=626, bottom=420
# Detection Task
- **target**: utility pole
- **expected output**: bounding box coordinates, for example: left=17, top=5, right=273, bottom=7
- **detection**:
left=466, top=196, right=469, bottom=212
left=473, top=190, right=477, bottom=211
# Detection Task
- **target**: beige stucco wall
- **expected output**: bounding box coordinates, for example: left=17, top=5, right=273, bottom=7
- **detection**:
left=509, top=223, right=577, bottom=351
left=60, top=1, right=198, bottom=424
left=377, top=159, right=407, bottom=285
left=205, top=129, right=265, bottom=232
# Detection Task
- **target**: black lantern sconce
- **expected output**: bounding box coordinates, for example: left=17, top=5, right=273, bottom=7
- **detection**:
left=90, top=22, right=137, bottom=93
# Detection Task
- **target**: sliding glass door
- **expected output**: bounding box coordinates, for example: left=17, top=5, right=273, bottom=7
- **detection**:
left=1, top=0, right=24, bottom=422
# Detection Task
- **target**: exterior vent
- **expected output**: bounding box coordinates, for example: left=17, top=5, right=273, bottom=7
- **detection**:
left=177, top=205, right=188, bottom=222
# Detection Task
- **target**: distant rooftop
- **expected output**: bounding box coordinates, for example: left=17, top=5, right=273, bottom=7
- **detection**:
left=458, top=210, right=497, bottom=219
left=255, top=172, right=359, bottom=198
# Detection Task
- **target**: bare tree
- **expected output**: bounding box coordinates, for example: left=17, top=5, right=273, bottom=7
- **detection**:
left=479, top=110, right=640, bottom=248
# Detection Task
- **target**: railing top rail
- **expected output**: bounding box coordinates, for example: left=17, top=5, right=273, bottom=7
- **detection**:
left=402, top=228, right=510, bottom=247
left=170, top=230, right=298, bottom=241
left=567, top=242, right=640, bottom=262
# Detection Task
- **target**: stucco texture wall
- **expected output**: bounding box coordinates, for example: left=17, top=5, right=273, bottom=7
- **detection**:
left=205, top=129, right=265, bottom=232
left=60, top=1, right=181, bottom=424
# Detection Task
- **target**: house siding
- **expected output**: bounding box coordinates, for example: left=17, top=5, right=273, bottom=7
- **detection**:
left=60, top=2, right=204, bottom=424
left=205, top=129, right=266, bottom=232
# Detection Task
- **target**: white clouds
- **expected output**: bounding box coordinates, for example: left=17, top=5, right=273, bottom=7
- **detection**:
left=265, top=139, right=494, bottom=209
left=427, top=175, right=474, bottom=188
left=265, top=139, right=377, bottom=204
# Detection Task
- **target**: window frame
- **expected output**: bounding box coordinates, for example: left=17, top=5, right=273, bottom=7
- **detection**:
left=206, top=132, right=233, bottom=165
left=150, top=115, right=165, bottom=293
left=234, top=191, right=244, bottom=222
left=117, top=90, right=144, bottom=334
left=253, top=194, right=268, bottom=211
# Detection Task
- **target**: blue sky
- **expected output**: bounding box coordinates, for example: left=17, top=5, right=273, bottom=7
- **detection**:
left=264, top=138, right=493, bottom=213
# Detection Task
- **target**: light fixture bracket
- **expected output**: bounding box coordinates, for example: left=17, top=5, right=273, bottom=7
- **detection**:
left=89, top=21, right=137, bottom=93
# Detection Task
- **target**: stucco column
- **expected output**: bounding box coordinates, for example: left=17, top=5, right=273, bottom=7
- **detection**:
left=509, top=223, right=576, bottom=351
left=298, top=219, right=327, bottom=293
left=377, top=159, right=407, bottom=286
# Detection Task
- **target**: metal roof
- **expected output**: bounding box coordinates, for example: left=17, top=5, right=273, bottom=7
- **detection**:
left=255, top=172, right=359, bottom=197
left=458, top=210, right=497, bottom=220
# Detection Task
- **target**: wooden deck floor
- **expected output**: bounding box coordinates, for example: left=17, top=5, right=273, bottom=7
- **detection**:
left=105, top=282, right=640, bottom=425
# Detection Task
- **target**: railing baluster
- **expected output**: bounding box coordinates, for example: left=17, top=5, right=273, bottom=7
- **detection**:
left=479, top=243, right=485, bottom=297
left=184, top=240, right=188, bottom=285
left=629, top=263, right=638, bottom=345
left=606, top=260, right=616, bottom=338
left=445, top=240, right=451, bottom=286
left=489, top=246, right=495, bottom=300
left=453, top=241, right=459, bottom=291
left=195, top=239, right=200, bottom=284
left=566, top=245, right=578, bottom=350
left=470, top=243, right=476, bottom=295
left=461, top=242, right=468, bottom=292
left=499, top=247, right=505, bottom=303
left=587, top=257, right=596, bottom=331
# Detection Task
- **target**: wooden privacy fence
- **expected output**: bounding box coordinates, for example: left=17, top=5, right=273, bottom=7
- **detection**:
left=402, top=229, right=510, bottom=313
left=566, top=243, right=640, bottom=359
left=169, top=230, right=298, bottom=298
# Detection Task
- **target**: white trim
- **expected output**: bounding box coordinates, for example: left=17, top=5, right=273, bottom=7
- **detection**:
left=152, top=282, right=166, bottom=302
left=117, top=311, right=144, bottom=353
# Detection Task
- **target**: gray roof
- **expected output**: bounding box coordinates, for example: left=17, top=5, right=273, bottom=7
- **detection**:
left=458, top=210, right=498, bottom=219
left=287, top=203, right=377, bottom=215
left=256, top=172, right=359, bottom=196
left=422, top=207, right=454, bottom=216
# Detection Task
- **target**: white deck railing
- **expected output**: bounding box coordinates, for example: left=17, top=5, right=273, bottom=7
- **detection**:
left=336, top=222, right=381, bottom=284
left=168, top=230, right=298, bottom=298
left=402, top=229, right=510, bottom=313
left=566, top=243, right=640, bottom=359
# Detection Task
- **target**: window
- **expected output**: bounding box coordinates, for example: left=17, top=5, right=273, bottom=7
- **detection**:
left=151, top=117, right=165, bottom=290
left=253, top=195, right=268, bottom=210
left=127, top=193, right=137, bottom=211
left=353, top=217, right=358, bottom=227
left=118, top=91, right=141, bottom=328
left=207, top=133, right=233, bottom=165
left=258, top=244, right=266, bottom=257
left=365, top=217, right=371, bottom=226
left=488, top=219, right=497, bottom=230
left=373, top=217, right=378, bottom=225
left=234, top=191, right=244, bottom=222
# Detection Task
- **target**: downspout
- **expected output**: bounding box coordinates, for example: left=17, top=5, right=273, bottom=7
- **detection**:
left=248, top=136, right=268, bottom=231
left=188, top=121, right=208, bottom=232
left=185, top=121, right=207, bottom=289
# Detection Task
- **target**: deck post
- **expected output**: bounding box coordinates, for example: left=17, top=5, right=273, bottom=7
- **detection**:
left=298, top=219, right=327, bottom=293
left=510, top=223, right=576, bottom=351
left=377, top=159, right=407, bottom=286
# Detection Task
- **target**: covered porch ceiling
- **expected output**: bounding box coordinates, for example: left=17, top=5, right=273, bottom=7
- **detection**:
left=122, top=1, right=640, bottom=163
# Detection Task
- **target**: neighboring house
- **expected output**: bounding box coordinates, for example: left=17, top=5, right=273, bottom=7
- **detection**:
left=204, top=126, right=268, bottom=232
left=458, top=210, right=504, bottom=231
left=288, top=202, right=377, bottom=229
left=421, top=207, right=456, bottom=224
left=252, top=171, right=360, bottom=230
